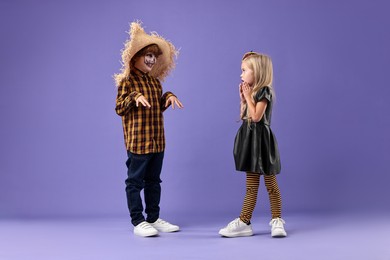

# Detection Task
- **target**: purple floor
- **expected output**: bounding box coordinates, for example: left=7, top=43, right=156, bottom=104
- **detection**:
left=1, top=212, right=389, bottom=260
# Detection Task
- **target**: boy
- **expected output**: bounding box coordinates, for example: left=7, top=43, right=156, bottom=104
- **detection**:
left=114, top=21, right=183, bottom=237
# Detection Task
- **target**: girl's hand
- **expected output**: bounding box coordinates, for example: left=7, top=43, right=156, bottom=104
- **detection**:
left=165, top=96, right=184, bottom=109
left=241, top=82, right=253, bottom=100
left=135, top=95, right=151, bottom=108
left=239, top=83, right=246, bottom=103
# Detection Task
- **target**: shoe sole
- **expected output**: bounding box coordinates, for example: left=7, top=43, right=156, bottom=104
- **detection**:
left=272, top=231, right=287, bottom=237
left=219, top=230, right=253, bottom=238
left=154, top=227, right=180, bottom=233
left=134, top=232, right=159, bottom=237
left=134, top=230, right=159, bottom=237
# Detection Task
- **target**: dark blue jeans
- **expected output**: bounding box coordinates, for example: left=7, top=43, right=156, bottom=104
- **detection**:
left=125, top=151, right=164, bottom=226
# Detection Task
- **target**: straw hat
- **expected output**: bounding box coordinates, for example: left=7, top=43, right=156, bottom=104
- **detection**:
left=114, top=21, right=178, bottom=85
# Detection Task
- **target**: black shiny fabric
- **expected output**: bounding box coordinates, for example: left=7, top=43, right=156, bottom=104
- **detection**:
left=233, top=87, right=281, bottom=175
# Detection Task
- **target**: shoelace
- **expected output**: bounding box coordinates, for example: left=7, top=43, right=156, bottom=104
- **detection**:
left=227, top=218, right=241, bottom=229
left=269, top=218, right=286, bottom=226
left=156, top=219, right=167, bottom=224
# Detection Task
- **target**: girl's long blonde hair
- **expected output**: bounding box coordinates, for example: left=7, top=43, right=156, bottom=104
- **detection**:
left=240, top=52, right=275, bottom=120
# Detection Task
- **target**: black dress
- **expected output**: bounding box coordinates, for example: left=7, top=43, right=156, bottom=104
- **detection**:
left=233, top=87, right=281, bottom=175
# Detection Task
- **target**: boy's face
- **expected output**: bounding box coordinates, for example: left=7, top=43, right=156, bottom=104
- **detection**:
left=134, top=52, right=157, bottom=73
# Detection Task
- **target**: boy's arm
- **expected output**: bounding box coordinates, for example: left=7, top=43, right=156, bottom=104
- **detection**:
left=115, top=81, right=142, bottom=116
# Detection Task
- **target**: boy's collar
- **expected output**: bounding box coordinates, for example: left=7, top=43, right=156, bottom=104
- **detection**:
left=132, top=67, right=149, bottom=77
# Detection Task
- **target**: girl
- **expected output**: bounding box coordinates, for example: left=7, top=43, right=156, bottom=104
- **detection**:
left=219, top=52, right=286, bottom=238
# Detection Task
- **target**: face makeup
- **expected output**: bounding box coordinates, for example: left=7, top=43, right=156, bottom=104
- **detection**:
left=144, top=52, right=156, bottom=68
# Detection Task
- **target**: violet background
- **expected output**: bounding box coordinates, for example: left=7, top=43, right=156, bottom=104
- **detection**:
left=1, top=0, right=390, bottom=221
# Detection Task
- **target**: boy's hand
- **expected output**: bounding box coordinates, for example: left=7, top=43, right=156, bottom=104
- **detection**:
left=135, top=95, right=151, bottom=108
left=165, top=96, right=184, bottom=109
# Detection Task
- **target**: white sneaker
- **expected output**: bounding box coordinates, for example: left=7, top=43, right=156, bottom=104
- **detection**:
left=269, top=217, right=287, bottom=237
left=134, top=221, right=159, bottom=237
left=149, top=218, right=180, bottom=232
left=219, top=218, right=253, bottom=237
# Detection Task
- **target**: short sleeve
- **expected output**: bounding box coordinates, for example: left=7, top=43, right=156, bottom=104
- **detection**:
left=254, top=87, right=271, bottom=103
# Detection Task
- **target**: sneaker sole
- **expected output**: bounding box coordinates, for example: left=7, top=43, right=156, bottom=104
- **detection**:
left=219, top=230, right=253, bottom=238
left=134, top=230, right=159, bottom=237
left=154, top=227, right=180, bottom=233
left=271, top=231, right=287, bottom=237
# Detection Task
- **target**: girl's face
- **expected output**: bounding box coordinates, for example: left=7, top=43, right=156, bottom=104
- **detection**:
left=240, top=61, right=254, bottom=86
left=134, top=52, right=157, bottom=73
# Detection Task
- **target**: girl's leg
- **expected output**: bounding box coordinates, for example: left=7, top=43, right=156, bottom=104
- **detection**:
left=239, top=172, right=260, bottom=224
left=265, top=175, right=286, bottom=237
left=264, top=175, right=282, bottom=219
left=219, top=172, right=259, bottom=237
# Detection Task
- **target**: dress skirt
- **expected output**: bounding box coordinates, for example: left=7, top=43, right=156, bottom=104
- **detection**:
left=233, top=121, right=281, bottom=175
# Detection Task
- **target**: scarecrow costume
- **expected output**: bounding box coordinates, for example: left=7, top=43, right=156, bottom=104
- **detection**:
left=114, top=21, right=180, bottom=236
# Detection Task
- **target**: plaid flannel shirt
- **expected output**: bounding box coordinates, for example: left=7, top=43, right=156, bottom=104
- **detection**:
left=115, top=70, right=175, bottom=154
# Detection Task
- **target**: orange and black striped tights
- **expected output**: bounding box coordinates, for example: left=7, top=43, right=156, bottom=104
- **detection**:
left=240, top=172, right=282, bottom=224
